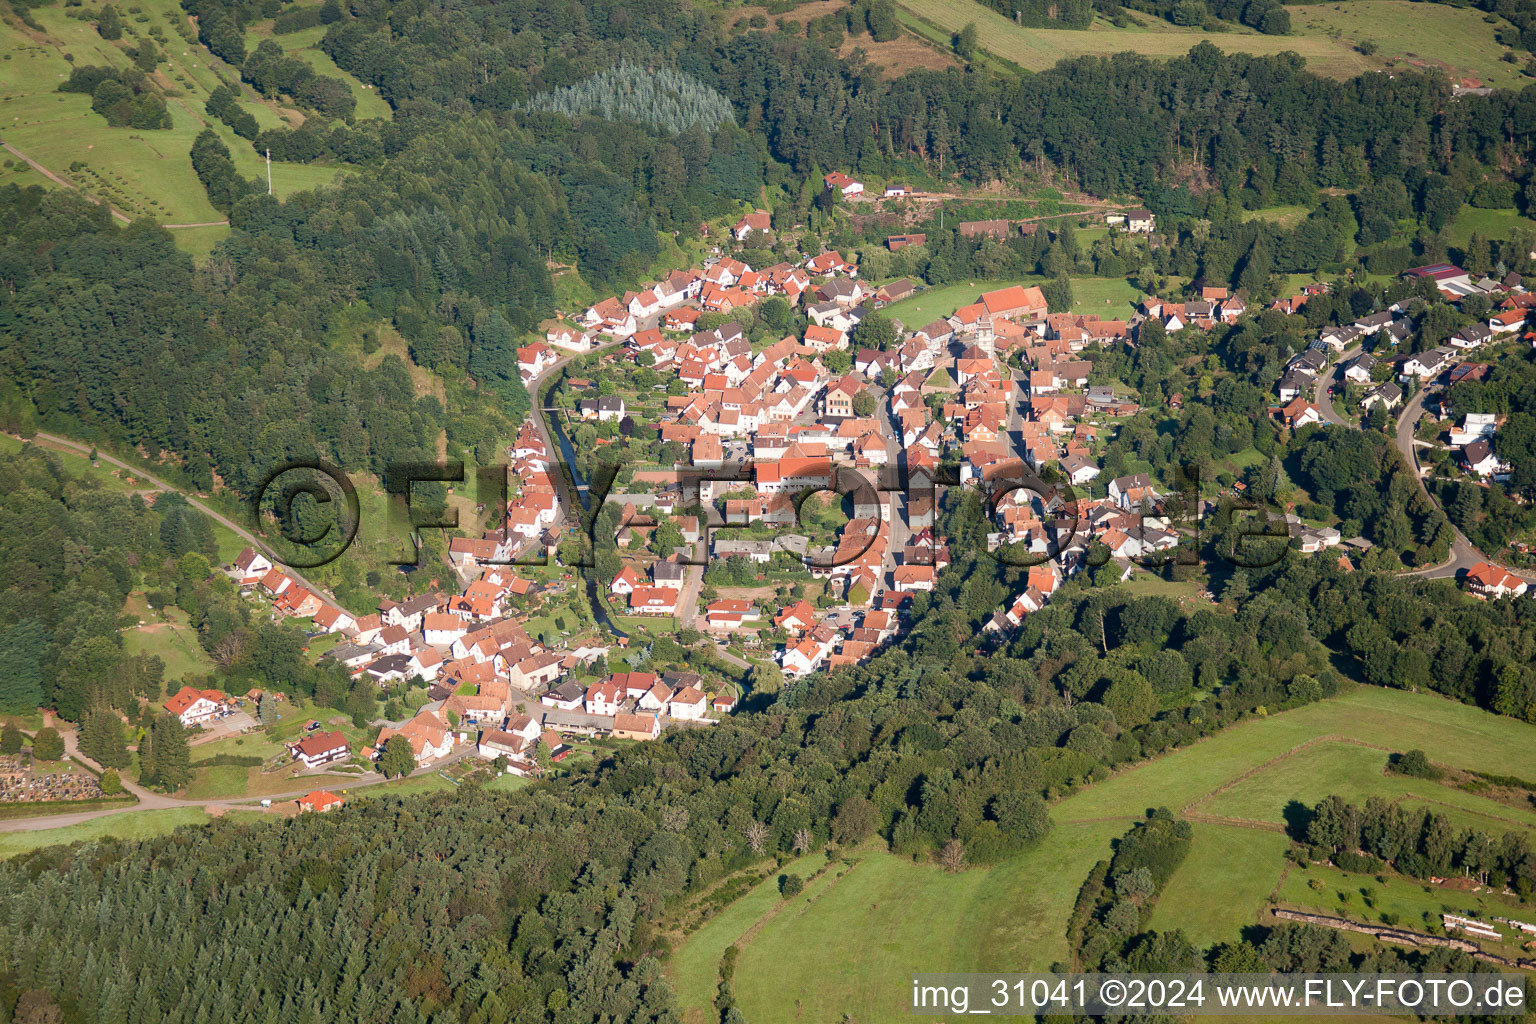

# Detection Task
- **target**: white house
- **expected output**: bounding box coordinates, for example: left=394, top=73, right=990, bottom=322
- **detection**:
left=288, top=730, right=350, bottom=769
left=823, top=172, right=864, bottom=198
left=585, top=680, right=623, bottom=717
left=229, top=547, right=273, bottom=586
left=668, top=685, right=708, bottom=720
left=1466, top=561, right=1529, bottom=600
left=1108, top=473, right=1158, bottom=512
left=163, top=686, right=223, bottom=727
left=1402, top=348, right=1453, bottom=379
left=1449, top=412, right=1498, bottom=448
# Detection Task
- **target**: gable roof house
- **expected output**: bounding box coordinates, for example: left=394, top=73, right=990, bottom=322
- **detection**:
left=733, top=210, right=771, bottom=241
left=375, top=710, right=454, bottom=765
left=288, top=730, right=350, bottom=769
left=164, top=686, right=224, bottom=727
left=1108, top=473, right=1158, bottom=512
left=1465, top=561, right=1529, bottom=600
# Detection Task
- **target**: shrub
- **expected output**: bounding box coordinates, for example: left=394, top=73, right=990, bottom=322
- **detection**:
left=1389, top=749, right=1439, bottom=779
left=778, top=873, right=804, bottom=897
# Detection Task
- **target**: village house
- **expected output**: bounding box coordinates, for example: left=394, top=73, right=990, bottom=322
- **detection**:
left=228, top=546, right=273, bottom=586
left=163, top=686, right=224, bottom=727
left=1450, top=412, right=1498, bottom=447
left=1462, top=437, right=1505, bottom=478
left=626, top=586, right=679, bottom=615
left=375, top=709, right=454, bottom=766
left=1465, top=561, right=1529, bottom=600
left=1108, top=473, right=1158, bottom=512
left=585, top=679, right=624, bottom=716
left=732, top=210, right=771, bottom=240
left=298, top=791, right=345, bottom=813
left=668, top=685, right=708, bottom=719
left=1360, top=383, right=1402, bottom=412
left=704, top=599, right=759, bottom=630
left=288, top=730, right=350, bottom=769
left=822, top=173, right=864, bottom=198
left=1402, top=347, right=1453, bottom=379
left=614, top=712, right=662, bottom=741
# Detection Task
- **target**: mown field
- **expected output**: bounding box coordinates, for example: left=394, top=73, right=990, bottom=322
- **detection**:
left=896, top=0, right=1515, bottom=85
left=672, top=686, right=1536, bottom=1024
left=882, top=274, right=1144, bottom=325
left=1287, top=1, right=1526, bottom=90
left=0, top=0, right=350, bottom=255
left=1444, top=204, right=1536, bottom=249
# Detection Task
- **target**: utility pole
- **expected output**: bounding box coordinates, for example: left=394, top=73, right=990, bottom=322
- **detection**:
left=266, top=148, right=272, bottom=196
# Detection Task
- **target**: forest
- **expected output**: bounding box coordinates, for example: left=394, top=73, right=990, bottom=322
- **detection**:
left=5, top=0, right=1536, bottom=510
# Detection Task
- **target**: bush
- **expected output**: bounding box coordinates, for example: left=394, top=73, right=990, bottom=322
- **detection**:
left=100, top=769, right=123, bottom=794
left=1333, top=850, right=1382, bottom=874
left=189, top=754, right=262, bottom=769
left=778, top=873, right=804, bottom=897
left=1389, top=749, right=1439, bottom=779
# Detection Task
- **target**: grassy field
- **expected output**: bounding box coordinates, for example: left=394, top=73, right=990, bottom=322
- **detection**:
left=1198, top=739, right=1536, bottom=836
left=681, top=823, right=1126, bottom=1024
left=245, top=22, right=393, bottom=121
left=1287, top=1, right=1524, bottom=90
left=1243, top=205, right=1311, bottom=230
left=0, top=807, right=211, bottom=859
left=883, top=275, right=1144, bottom=326
left=668, top=852, right=828, bottom=1015
left=1145, top=824, right=1290, bottom=947
left=1444, top=204, right=1536, bottom=248
left=895, top=0, right=1513, bottom=84
left=680, top=687, right=1536, bottom=1024
left=0, top=0, right=345, bottom=253
left=896, top=0, right=1369, bottom=75
left=122, top=604, right=217, bottom=682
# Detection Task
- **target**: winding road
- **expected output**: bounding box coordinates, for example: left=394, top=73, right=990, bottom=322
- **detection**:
left=0, top=723, right=468, bottom=833
left=1309, top=349, right=1533, bottom=583
left=1392, top=387, right=1535, bottom=582
left=25, top=432, right=351, bottom=614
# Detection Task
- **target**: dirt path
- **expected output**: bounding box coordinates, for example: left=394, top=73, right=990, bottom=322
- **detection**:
left=0, top=141, right=131, bottom=224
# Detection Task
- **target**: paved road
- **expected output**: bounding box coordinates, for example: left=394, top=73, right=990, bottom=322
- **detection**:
left=1391, top=388, right=1536, bottom=583
left=0, top=724, right=474, bottom=833
left=1302, top=355, right=1533, bottom=585
left=1313, top=345, right=1361, bottom=427
left=26, top=432, right=351, bottom=614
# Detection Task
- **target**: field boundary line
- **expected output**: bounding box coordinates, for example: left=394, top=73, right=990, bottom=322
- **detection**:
left=1182, top=734, right=1393, bottom=813
left=733, top=858, right=858, bottom=951
left=1182, top=812, right=1287, bottom=833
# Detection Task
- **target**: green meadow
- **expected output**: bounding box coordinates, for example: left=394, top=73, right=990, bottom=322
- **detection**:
left=895, top=0, right=1513, bottom=86
left=0, top=0, right=347, bottom=252
left=672, top=687, right=1536, bottom=1024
